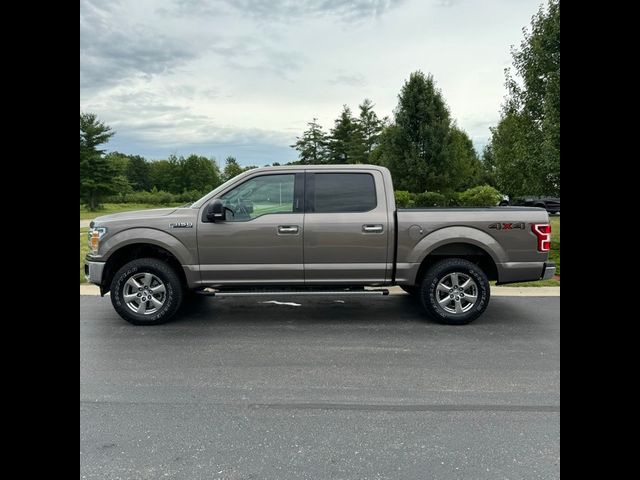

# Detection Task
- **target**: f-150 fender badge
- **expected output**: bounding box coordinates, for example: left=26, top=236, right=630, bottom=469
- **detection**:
left=170, top=222, right=193, bottom=228
left=489, top=222, right=525, bottom=230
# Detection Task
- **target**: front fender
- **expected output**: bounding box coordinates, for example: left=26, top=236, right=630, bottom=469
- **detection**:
left=409, top=226, right=507, bottom=265
left=98, top=228, right=196, bottom=265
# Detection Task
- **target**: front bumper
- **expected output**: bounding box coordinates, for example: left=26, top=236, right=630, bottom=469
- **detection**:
left=541, top=262, right=556, bottom=280
left=84, top=260, right=105, bottom=285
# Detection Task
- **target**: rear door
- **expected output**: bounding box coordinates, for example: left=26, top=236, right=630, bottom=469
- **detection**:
left=303, top=170, right=390, bottom=284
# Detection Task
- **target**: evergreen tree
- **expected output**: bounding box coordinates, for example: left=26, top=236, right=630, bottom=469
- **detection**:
left=328, top=105, right=358, bottom=164
left=374, top=71, right=453, bottom=192
left=357, top=99, right=385, bottom=161
left=80, top=112, right=116, bottom=210
left=290, top=118, right=329, bottom=164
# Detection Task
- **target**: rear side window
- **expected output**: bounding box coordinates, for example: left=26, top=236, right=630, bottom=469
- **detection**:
left=309, top=173, right=377, bottom=213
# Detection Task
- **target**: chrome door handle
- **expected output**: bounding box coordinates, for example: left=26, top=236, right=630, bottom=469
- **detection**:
left=278, top=225, right=299, bottom=234
left=362, top=224, right=383, bottom=233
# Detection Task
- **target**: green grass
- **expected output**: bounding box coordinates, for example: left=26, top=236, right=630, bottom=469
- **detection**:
left=80, top=228, right=89, bottom=283
left=80, top=202, right=184, bottom=220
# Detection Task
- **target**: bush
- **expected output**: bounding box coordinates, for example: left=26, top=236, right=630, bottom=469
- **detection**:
left=440, top=190, right=460, bottom=207
left=177, top=189, right=206, bottom=203
left=414, top=191, right=446, bottom=208
left=457, top=185, right=502, bottom=207
left=122, top=189, right=178, bottom=204
left=394, top=190, right=415, bottom=208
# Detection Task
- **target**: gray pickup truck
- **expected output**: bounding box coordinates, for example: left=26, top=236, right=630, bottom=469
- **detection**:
left=85, top=165, right=554, bottom=325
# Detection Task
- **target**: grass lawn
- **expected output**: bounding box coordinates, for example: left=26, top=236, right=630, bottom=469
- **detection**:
left=80, top=202, right=184, bottom=220
left=80, top=228, right=89, bottom=283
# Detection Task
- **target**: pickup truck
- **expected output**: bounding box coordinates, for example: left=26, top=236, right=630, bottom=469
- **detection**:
left=84, top=165, right=555, bottom=326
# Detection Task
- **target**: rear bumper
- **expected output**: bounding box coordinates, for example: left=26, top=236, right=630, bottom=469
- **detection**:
left=496, top=261, right=556, bottom=285
left=84, top=260, right=105, bottom=285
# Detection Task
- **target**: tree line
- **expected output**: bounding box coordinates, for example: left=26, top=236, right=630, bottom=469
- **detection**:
left=80, top=112, right=256, bottom=210
left=80, top=0, right=558, bottom=210
left=291, top=0, right=559, bottom=200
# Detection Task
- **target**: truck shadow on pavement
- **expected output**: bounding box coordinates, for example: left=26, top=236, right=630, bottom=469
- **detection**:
left=170, top=295, right=534, bottom=328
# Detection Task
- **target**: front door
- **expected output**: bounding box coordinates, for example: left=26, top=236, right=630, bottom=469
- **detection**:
left=197, top=172, right=305, bottom=286
left=303, top=170, right=390, bottom=284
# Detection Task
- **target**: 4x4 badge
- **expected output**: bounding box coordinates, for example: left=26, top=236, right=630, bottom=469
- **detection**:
left=489, top=222, right=525, bottom=230
left=170, top=222, right=193, bottom=228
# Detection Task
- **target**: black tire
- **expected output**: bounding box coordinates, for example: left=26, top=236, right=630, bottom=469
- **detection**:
left=419, top=258, right=490, bottom=325
left=499, top=201, right=509, bottom=207
left=400, top=285, right=419, bottom=296
left=110, top=258, right=184, bottom=325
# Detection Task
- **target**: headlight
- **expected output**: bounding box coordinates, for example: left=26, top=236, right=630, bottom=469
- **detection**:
left=87, top=227, right=107, bottom=254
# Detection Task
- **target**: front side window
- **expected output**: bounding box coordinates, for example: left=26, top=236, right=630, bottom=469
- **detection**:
left=311, top=173, right=377, bottom=213
left=220, top=174, right=295, bottom=221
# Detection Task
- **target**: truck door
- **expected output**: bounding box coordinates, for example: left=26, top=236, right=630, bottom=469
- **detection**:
left=303, top=170, right=390, bottom=284
left=197, top=172, right=305, bottom=285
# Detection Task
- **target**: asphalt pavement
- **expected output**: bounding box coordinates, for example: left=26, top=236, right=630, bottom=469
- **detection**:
left=80, top=294, right=559, bottom=479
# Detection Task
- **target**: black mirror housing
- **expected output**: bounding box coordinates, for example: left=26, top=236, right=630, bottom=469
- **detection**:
left=206, top=199, right=226, bottom=222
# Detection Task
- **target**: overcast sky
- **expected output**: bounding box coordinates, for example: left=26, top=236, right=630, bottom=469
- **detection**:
left=80, top=0, right=543, bottom=167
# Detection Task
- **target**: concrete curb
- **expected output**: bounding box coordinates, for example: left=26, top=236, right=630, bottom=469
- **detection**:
left=80, top=284, right=559, bottom=297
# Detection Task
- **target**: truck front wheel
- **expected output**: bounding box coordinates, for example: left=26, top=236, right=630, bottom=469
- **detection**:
left=419, top=258, right=490, bottom=325
left=110, top=258, right=184, bottom=325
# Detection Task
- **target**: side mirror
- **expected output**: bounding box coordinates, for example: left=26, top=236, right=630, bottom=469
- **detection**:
left=206, top=198, right=226, bottom=222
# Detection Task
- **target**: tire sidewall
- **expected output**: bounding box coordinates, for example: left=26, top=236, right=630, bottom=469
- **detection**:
left=110, top=259, right=182, bottom=325
left=421, top=259, right=490, bottom=325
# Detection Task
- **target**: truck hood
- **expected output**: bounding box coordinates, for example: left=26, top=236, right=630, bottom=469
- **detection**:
left=92, top=208, right=178, bottom=225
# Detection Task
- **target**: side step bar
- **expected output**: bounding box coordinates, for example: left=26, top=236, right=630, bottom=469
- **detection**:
left=195, top=289, right=389, bottom=297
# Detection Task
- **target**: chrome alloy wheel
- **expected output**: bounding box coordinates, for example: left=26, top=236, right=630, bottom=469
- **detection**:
left=435, top=272, right=478, bottom=314
left=123, top=272, right=167, bottom=315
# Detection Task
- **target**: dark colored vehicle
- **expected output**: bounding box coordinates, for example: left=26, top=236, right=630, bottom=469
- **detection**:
left=499, top=196, right=560, bottom=215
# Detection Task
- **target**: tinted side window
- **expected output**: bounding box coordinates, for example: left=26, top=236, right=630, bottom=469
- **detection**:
left=312, top=173, right=377, bottom=213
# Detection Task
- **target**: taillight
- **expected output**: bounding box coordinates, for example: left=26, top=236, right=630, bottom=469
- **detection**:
left=531, top=223, right=551, bottom=252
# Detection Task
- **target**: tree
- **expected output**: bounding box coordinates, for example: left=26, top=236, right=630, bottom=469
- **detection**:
left=105, top=151, right=130, bottom=176
left=291, top=118, right=329, bottom=164
left=489, top=0, right=560, bottom=196
left=80, top=112, right=116, bottom=210
left=149, top=158, right=180, bottom=192
left=126, top=155, right=152, bottom=191
left=180, top=155, right=222, bottom=192
left=222, top=156, right=244, bottom=181
left=373, top=71, right=453, bottom=192
left=328, top=105, right=359, bottom=164
left=357, top=99, right=385, bottom=161
left=446, top=126, right=485, bottom=191
left=479, top=144, right=497, bottom=187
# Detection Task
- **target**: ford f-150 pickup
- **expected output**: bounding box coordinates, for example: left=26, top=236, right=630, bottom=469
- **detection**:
left=84, top=165, right=555, bottom=325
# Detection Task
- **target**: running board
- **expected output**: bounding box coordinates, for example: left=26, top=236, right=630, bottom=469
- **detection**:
left=195, top=288, right=389, bottom=297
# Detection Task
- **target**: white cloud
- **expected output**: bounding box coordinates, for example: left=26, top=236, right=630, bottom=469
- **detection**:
left=80, top=0, right=543, bottom=164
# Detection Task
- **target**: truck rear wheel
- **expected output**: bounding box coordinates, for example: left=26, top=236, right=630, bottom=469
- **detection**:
left=110, top=258, right=184, bottom=325
left=419, top=258, right=490, bottom=325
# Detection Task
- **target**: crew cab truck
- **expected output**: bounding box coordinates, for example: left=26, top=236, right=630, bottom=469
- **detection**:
left=84, top=165, right=555, bottom=325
